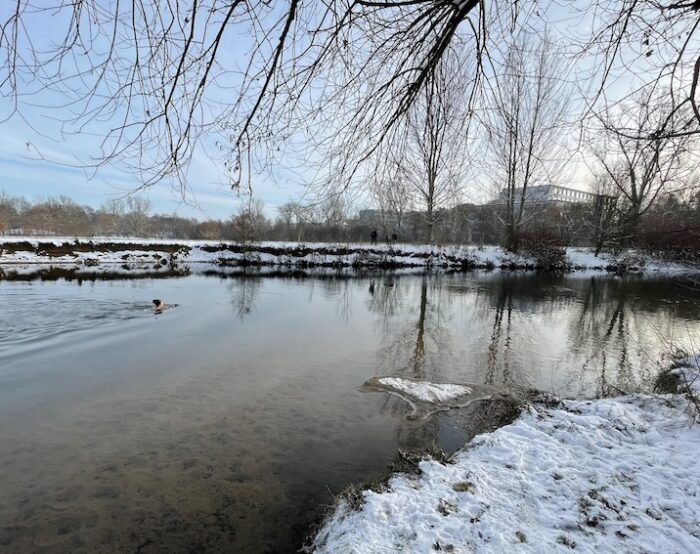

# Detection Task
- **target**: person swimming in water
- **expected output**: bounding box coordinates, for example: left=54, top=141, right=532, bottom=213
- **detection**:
left=152, top=299, right=178, bottom=313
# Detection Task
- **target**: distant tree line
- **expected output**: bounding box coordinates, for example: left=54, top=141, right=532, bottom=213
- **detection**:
left=0, top=193, right=231, bottom=240
left=0, top=193, right=375, bottom=242
left=1, top=190, right=698, bottom=262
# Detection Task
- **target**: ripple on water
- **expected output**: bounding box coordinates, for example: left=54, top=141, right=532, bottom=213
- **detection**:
left=0, top=289, right=152, bottom=355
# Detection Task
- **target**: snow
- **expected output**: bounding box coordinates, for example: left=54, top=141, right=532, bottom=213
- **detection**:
left=0, top=238, right=697, bottom=273
left=311, top=361, right=700, bottom=553
left=376, top=377, right=473, bottom=403
left=673, top=355, right=700, bottom=397
left=566, top=247, right=691, bottom=273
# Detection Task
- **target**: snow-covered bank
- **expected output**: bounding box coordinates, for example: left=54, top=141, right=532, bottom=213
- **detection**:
left=0, top=238, right=697, bottom=273
left=311, top=361, right=700, bottom=553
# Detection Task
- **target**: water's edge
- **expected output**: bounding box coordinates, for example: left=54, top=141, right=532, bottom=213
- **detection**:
left=2, top=238, right=698, bottom=274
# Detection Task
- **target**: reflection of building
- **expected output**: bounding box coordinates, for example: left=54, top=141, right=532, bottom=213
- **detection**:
left=497, top=185, right=598, bottom=205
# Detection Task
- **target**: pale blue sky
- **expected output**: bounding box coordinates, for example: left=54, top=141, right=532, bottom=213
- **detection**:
left=0, top=114, right=305, bottom=219
left=0, top=2, right=308, bottom=220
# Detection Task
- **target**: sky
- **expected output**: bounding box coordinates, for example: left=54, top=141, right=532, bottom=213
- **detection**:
left=0, top=115, right=305, bottom=220
left=0, top=1, right=650, bottom=220
left=0, top=2, right=312, bottom=220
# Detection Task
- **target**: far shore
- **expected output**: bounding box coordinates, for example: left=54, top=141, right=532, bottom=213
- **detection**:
left=1, top=237, right=698, bottom=274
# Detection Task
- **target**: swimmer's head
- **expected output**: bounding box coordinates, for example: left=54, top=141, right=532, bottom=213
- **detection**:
left=152, top=299, right=162, bottom=308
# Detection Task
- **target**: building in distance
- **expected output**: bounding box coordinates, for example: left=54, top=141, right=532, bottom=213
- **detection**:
left=496, top=185, right=600, bottom=205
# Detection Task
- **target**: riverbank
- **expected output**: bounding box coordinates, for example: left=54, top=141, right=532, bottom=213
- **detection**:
left=0, top=237, right=697, bottom=274
left=310, top=357, right=700, bottom=553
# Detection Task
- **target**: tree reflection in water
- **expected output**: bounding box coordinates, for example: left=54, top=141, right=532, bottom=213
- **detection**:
left=227, top=275, right=263, bottom=320
left=485, top=279, right=515, bottom=388
left=220, top=269, right=700, bottom=400
left=365, top=274, right=465, bottom=452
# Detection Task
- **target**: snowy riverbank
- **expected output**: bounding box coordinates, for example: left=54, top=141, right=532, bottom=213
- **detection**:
left=311, top=358, right=700, bottom=553
left=0, top=237, right=696, bottom=274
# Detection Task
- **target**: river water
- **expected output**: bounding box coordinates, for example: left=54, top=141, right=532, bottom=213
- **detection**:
left=1, top=270, right=699, bottom=552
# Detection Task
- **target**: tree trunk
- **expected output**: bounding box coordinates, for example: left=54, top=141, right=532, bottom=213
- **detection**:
left=426, top=200, right=434, bottom=243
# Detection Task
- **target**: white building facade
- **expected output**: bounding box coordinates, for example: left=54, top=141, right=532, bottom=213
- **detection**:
left=497, top=185, right=598, bottom=205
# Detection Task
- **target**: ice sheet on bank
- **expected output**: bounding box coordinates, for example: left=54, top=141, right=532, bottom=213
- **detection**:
left=375, top=377, right=472, bottom=403
left=363, top=376, right=497, bottom=419
left=314, top=364, right=700, bottom=553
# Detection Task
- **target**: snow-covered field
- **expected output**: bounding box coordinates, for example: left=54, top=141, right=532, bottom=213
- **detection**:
left=311, top=359, right=700, bottom=553
left=0, top=237, right=696, bottom=273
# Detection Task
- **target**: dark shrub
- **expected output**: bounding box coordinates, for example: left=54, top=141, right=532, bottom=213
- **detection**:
left=519, top=228, right=570, bottom=270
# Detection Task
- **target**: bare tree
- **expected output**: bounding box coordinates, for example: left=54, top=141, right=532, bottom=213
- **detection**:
left=590, top=92, right=697, bottom=244
left=583, top=0, right=700, bottom=139
left=484, top=33, right=572, bottom=252
left=319, top=194, right=348, bottom=228
left=119, top=196, right=152, bottom=237
left=0, top=1, right=699, bottom=211
left=0, top=192, right=20, bottom=235
left=276, top=202, right=297, bottom=239
left=0, top=1, right=485, bottom=194
left=384, top=54, right=471, bottom=243
left=231, top=198, right=268, bottom=242
left=370, top=173, right=411, bottom=239
left=275, top=200, right=317, bottom=242
left=588, top=174, right=621, bottom=255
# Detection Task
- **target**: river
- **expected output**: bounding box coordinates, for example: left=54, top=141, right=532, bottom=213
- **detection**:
left=1, top=270, right=698, bottom=552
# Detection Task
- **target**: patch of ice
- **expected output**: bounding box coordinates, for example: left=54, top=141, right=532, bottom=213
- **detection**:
left=376, top=377, right=472, bottom=403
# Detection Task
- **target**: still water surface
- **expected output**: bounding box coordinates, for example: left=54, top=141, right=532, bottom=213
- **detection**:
left=1, top=271, right=699, bottom=552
